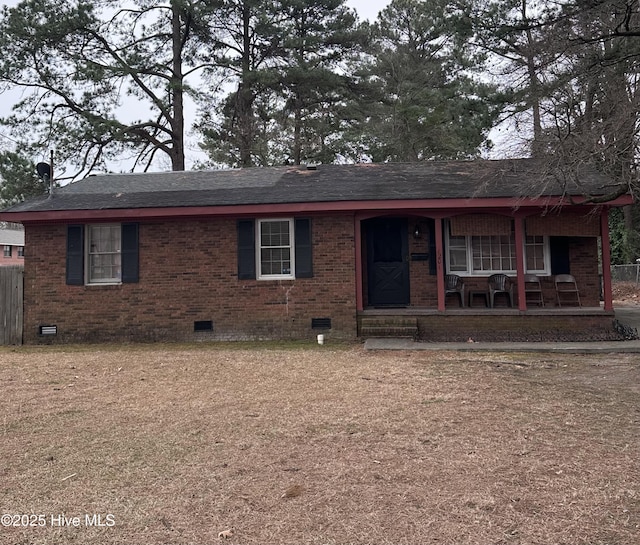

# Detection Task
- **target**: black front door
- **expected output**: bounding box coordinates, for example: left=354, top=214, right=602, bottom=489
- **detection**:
left=366, top=218, right=410, bottom=307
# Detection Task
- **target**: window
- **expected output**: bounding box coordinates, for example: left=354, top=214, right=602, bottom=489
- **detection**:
left=66, top=224, right=139, bottom=286
left=258, top=219, right=294, bottom=279
left=237, top=218, right=313, bottom=280
left=3, top=245, right=11, bottom=257
left=445, top=223, right=549, bottom=275
left=447, top=235, right=467, bottom=272
left=87, top=224, right=122, bottom=283
left=525, top=235, right=547, bottom=272
left=472, top=235, right=517, bottom=272
left=17, top=246, right=24, bottom=258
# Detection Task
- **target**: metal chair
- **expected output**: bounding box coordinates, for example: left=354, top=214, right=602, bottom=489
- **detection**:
left=488, top=274, right=514, bottom=307
left=555, top=274, right=581, bottom=307
left=445, top=274, right=465, bottom=307
left=524, top=274, right=544, bottom=307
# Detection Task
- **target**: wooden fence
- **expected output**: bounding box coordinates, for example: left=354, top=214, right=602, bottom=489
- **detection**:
left=0, top=266, right=23, bottom=345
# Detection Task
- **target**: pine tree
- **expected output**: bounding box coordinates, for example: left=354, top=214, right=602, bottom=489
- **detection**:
left=195, top=0, right=284, bottom=167
left=0, top=0, right=214, bottom=174
left=357, top=0, right=500, bottom=162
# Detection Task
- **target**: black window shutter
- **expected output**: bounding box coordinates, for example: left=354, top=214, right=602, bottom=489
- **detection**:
left=121, top=223, right=139, bottom=283
left=66, top=225, right=84, bottom=285
left=550, top=237, right=571, bottom=275
left=295, top=218, right=313, bottom=278
left=237, top=219, right=256, bottom=279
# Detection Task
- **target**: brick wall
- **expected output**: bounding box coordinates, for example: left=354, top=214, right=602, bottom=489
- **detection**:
left=24, top=216, right=357, bottom=343
left=568, top=237, right=600, bottom=306
left=408, top=229, right=437, bottom=307
left=415, top=313, right=617, bottom=342
left=526, top=212, right=600, bottom=236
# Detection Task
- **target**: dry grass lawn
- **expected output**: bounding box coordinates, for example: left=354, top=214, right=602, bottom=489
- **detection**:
left=0, top=343, right=638, bottom=545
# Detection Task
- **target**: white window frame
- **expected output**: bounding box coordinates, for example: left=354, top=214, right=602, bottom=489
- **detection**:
left=445, top=222, right=550, bottom=276
left=86, top=224, right=122, bottom=285
left=257, top=218, right=295, bottom=280
left=471, top=233, right=517, bottom=273
left=524, top=235, right=550, bottom=275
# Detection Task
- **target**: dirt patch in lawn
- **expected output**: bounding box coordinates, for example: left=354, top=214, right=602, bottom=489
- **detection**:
left=614, top=280, right=640, bottom=306
left=0, top=344, right=638, bottom=545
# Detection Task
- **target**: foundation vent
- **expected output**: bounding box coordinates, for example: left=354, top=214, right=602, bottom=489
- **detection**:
left=194, top=320, right=214, bottom=332
left=39, top=325, right=57, bottom=336
left=311, top=318, right=331, bottom=329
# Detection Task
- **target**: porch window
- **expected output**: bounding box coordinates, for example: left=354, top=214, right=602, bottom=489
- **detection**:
left=448, top=235, right=468, bottom=272
left=258, top=219, right=294, bottom=279
left=525, top=235, right=547, bottom=271
left=87, top=224, right=122, bottom=284
left=472, top=235, right=517, bottom=272
left=446, top=223, right=549, bottom=275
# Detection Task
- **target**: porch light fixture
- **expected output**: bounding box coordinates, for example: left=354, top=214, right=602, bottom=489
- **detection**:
left=413, top=224, right=422, bottom=239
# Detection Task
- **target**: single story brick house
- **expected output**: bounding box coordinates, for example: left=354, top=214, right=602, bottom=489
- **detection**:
left=0, top=159, right=633, bottom=344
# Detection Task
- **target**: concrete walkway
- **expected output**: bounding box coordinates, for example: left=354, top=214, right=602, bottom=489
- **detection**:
left=364, top=306, right=640, bottom=353
left=364, top=337, right=640, bottom=353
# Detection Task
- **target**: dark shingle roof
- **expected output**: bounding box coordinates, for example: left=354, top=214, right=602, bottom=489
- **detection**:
left=1, top=159, right=617, bottom=214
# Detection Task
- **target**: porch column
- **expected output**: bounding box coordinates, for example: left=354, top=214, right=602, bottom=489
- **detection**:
left=601, top=208, right=614, bottom=311
left=514, top=215, right=527, bottom=311
left=355, top=215, right=364, bottom=311
left=434, top=217, right=445, bottom=311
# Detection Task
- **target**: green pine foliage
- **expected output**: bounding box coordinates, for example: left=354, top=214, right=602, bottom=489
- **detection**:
left=0, top=152, right=49, bottom=206
left=353, top=0, right=501, bottom=162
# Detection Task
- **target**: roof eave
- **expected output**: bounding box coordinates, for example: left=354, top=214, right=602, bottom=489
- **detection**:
left=1, top=194, right=632, bottom=224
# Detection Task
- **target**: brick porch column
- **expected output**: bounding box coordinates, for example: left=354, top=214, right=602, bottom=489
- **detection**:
left=435, top=217, right=445, bottom=311
left=514, top=214, right=527, bottom=311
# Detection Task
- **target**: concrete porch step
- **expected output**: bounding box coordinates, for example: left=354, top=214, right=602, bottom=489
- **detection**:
left=358, top=316, right=419, bottom=339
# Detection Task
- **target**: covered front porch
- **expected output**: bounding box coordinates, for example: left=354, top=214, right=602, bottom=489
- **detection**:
left=354, top=204, right=620, bottom=341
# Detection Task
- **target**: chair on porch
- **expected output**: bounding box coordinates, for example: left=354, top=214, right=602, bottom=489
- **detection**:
left=524, top=274, right=544, bottom=307
left=555, top=274, right=581, bottom=307
left=445, top=274, right=465, bottom=307
left=488, top=274, right=514, bottom=308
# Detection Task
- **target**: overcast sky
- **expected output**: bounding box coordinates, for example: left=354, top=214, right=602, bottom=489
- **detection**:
left=347, top=0, right=390, bottom=21
left=0, top=0, right=391, bottom=19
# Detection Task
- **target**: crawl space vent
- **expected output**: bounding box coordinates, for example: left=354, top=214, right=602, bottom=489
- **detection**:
left=311, top=318, right=331, bottom=330
left=193, top=320, right=213, bottom=332
left=39, top=325, right=57, bottom=336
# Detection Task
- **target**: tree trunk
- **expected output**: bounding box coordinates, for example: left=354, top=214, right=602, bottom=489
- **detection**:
left=171, top=0, right=186, bottom=171
left=522, top=0, right=542, bottom=157
left=293, top=97, right=302, bottom=165
left=238, top=3, right=254, bottom=167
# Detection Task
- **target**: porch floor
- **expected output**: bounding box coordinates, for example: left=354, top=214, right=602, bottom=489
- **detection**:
left=359, top=306, right=611, bottom=317
left=357, top=305, right=622, bottom=343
